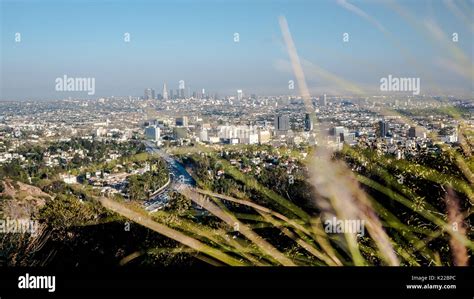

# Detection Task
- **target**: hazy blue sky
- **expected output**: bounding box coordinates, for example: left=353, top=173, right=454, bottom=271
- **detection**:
left=1, top=0, right=473, bottom=99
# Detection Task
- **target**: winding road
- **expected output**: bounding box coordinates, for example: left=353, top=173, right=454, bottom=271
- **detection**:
left=142, top=140, right=196, bottom=212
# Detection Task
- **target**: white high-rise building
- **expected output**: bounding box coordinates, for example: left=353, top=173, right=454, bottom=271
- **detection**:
left=198, top=129, right=208, bottom=142
left=144, top=88, right=155, bottom=100
left=145, top=126, right=160, bottom=141
left=163, top=83, right=168, bottom=100
left=217, top=125, right=258, bottom=144
left=237, top=89, right=243, bottom=102
left=179, top=80, right=185, bottom=98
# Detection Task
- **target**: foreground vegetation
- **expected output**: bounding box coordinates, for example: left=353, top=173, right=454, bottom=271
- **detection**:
left=0, top=126, right=472, bottom=266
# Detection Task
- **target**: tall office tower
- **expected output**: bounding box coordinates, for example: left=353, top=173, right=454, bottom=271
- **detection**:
left=175, top=89, right=179, bottom=99
left=162, top=83, right=168, bottom=100
left=144, top=88, right=155, bottom=100
left=175, top=116, right=188, bottom=127
left=322, top=93, right=327, bottom=106
left=237, top=89, right=243, bottom=102
left=330, top=126, right=346, bottom=137
left=275, top=114, right=290, bottom=131
left=169, top=89, right=174, bottom=99
left=202, top=88, right=206, bottom=99
left=378, top=120, right=388, bottom=137
left=304, top=113, right=313, bottom=131
left=145, top=126, right=160, bottom=141
left=179, top=80, right=185, bottom=99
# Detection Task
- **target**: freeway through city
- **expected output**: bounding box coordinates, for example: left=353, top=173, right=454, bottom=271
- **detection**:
left=143, top=140, right=196, bottom=212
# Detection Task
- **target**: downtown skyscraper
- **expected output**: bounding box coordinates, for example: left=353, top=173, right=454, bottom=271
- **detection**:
left=275, top=114, right=290, bottom=132
left=144, top=88, right=155, bottom=100
left=179, top=80, right=185, bottom=99
left=163, top=83, right=168, bottom=100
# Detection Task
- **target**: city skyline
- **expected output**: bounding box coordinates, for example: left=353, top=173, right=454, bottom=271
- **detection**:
left=1, top=0, right=473, bottom=100
left=1, top=0, right=473, bottom=293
